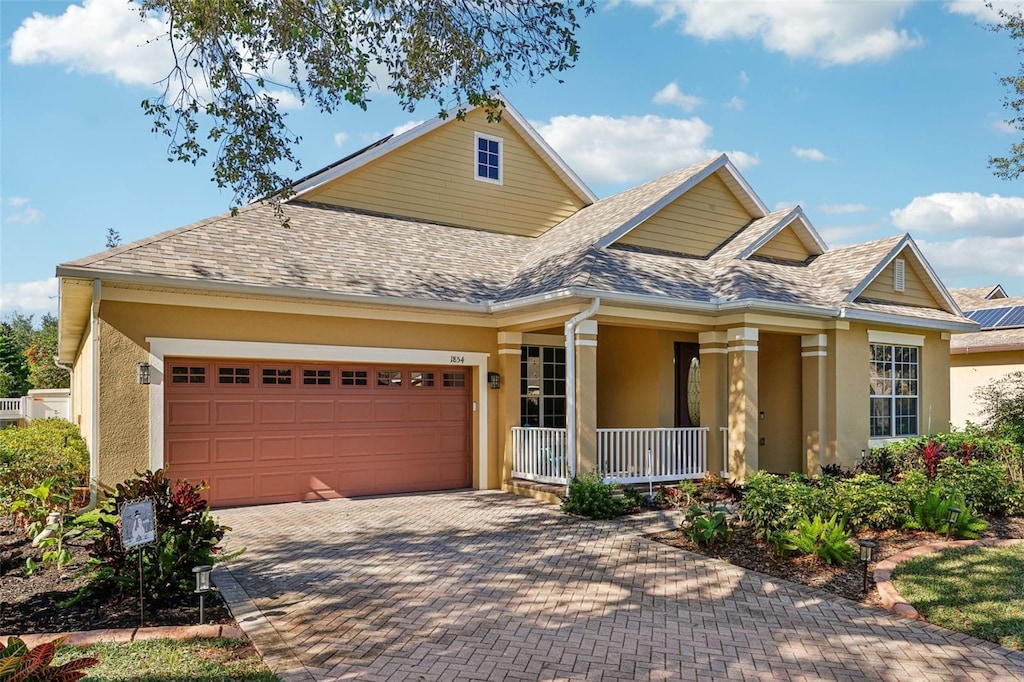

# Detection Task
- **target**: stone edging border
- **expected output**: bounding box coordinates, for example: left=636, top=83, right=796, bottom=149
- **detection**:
left=2, top=624, right=245, bottom=650
left=873, top=537, right=1024, bottom=619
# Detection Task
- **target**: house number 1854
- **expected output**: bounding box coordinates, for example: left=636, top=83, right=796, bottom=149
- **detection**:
left=449, top=355, right=465, bottom=364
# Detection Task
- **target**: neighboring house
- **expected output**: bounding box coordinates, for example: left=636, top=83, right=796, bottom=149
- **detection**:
left=949, top=285, right=1024, bottom=428
left=56, top=98, right=975, bottom=507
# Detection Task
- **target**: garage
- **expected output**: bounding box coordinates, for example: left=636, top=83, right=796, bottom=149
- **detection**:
left=163, top=357, right=472, bottom=506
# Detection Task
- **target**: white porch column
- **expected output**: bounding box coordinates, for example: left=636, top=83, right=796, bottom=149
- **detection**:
left=575, top=320, right=598, bottom=476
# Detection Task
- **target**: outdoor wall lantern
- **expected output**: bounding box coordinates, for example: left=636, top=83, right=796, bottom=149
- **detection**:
left=488, top=372, right=501, bottom=389
left=946, top=506, right=961, bottom=541
left=857, top=539, right=876, bottom=595
left=193, top=565, right=214, bottom=623
left=136, top=362, right=151, bottom=385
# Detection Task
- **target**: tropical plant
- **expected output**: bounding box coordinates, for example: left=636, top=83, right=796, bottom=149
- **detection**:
left=920, top=439, right=945, bottom=480
left=0, top=635, right=99, bottom=681
left=780, top=514, right=856, bottom=565
left=907, top=488, right=989, bottom=539
left=84, top=470, right=236, bottom=601
left=560, top=473, right=622, bottom=520
left=620, top=485, right=650, bottom=513
left=738, top=471, right=824, bottom=540
left=681, top=503, right=733, bottom=547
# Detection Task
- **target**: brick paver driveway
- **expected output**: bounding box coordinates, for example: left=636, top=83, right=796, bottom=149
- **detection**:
left=214, top=491, right=1024, bottom=681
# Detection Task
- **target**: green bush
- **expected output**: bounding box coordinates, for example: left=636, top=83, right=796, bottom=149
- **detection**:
left=935, top=457, right=1009, bottom=515
left=681, top=503, right=733, bottom=546
left=0, top=418, right=88, bottom=507
left=826, top=474, right=908, bottom=530
left=739, top=471, right=824, bottom=540
left=907, top=487, right=989, bottom=539
left=84, top=470, right=236, bottom=601
left=779, top=513, right=856, bottom=565
left=560, top=474, right=623, bottom=519
left=873, top=430, right=1023, bottom=484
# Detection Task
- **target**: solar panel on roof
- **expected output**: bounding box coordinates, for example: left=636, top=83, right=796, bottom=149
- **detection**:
left=994, top=305, right=1024, bottom=328
left=966, top=307, right=1012, bottom=327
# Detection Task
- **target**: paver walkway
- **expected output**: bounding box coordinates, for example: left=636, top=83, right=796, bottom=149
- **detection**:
left=214, top=491, right=1024, bottom=681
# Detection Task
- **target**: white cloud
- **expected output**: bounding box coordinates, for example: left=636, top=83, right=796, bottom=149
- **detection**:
left=3, top=197, right=43, bottom=224
left=774, top=199, right=802, bottom=211
left=918, top=236, right=1024, bottom=281
left=989, top=115, right=1017, bottom=134
left=265, top=88, right=303, bottom=110
left=652, top=82, right=702, bottom=112
left=820, top=203, right=869, bottom=215
left=628, top=0, right=922, bottom=65
left=738, top=70, right=750, bottom=87
left=391, top=120, right=424, bottom=136
left=726, top=96, right=745, bottom=111
left=333, top=132, right=349, bottom=147
left=10, top=0, right=170, bottom=88
left=890, top=192, right=1024, bottom=236
left=0, top=279, right=59, bottom=317
left=792, top=146, right=831, bottom=162
left=946, top=0, right=1022, bottom=23
left=535, top=114, right=757, bottom=186
left=818, top=223, right=885, bottom=248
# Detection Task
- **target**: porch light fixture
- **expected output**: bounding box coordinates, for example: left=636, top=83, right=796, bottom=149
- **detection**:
left=136, top=362, right=151, bottom=385
left=857, top=539, right=876, bottom=594
left=946, top=506, right=961, bottom=541
left=193, top=565, right=214, bottom=623
left=488, top=372, right=501, bottom=389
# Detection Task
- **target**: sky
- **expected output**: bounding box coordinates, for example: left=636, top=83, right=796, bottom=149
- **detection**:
left=2, top=0, right=1023, bottom=320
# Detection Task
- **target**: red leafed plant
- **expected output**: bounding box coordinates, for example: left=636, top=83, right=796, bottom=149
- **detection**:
left=960, top=442, right=977, bottom=466
left=0, top=635, right=99, bottom=681
left=920, top=439, right=945, bottom=480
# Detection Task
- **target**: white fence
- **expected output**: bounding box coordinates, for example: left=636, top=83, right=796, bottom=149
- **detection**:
left=0, top=390, right=71, bottom=423
left=598, top=427, right=708, bottom=484
left=510, top=427, right=568, bottom=484
left=0, top=397, right=26, bottom=421
left=511, top=426, right=710, bottom=485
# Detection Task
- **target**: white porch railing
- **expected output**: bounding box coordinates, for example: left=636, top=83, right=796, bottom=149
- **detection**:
left=720, top=426, right=729, bottom=477
left=0, top=397, right=27, bottom=421
left=510, top=427, right=568, bottom=484
left=598, top=427, right=708, bottom=484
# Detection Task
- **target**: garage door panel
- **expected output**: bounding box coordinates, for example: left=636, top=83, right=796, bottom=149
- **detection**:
left=166, top=438, right=210, bottom=465
left=213, top=401, right=255, bottom=426
left=166, top=358, right=471, bottom=506
left=213, top=437, right=255, bottom=463
left=167, top=400, right=211, bottom=427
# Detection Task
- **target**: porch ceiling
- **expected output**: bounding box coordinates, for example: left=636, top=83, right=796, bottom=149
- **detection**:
left=58, top=278, right=93, bottom=364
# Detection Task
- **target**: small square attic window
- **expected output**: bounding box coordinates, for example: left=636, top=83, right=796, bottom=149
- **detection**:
left=475, top=133, right=502, bottom=184
left=893, top=258, right=906, bottom=292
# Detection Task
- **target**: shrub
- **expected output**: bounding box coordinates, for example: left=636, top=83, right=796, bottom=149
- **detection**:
left=907, top=487, right=989, bottom=539
left=827, top=474, right=907, bottom=530
left=973, top=371, right=1024, bottom=449
left=1005, top=486, right=1024, bottom=517
left=84, top=470, right=235, bottom=601
left=739, top=471, right=824, bottom=540
left=876, top=430, right=1023, bottom=484
left=0, top=635, right=98, bottom=681
left=935, top=457, right=1009, bottom=515
left=681, top=503, right=732, bottom=546
left=779, top=513, right=856, bottom=565
left=620, top=485, right=650, bottom=512
left=697, top=472, right=742, bottom=502
left=560, top=474, right=623, bottom=519
left=0, top=419, right=88, bottom=507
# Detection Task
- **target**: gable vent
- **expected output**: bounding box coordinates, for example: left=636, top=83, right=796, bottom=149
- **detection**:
left=893, top=258, right=906, bottom=292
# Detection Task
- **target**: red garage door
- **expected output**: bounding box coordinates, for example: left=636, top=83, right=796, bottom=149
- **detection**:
left=164, top=358, right=471, bottom=507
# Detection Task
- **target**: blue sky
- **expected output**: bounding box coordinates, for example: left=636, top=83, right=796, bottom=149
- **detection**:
left=2, top=0, right=1023, bottom=318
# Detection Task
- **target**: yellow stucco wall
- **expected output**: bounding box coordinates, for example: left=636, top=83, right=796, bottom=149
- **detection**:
left=72, top=323, right=93, bottom=450
left=303, top=108, right=585, bottom=236
left=618, top=173, right=752, bottom=256
left=859, top=253, right=941, bottom=309
left=949, top=350, right=1023, bottom=427
left=753, top=225, right=811, bottom=263
left=757, top=333, right=803, bottom=473
left=94, top=301, right=503, bottom=493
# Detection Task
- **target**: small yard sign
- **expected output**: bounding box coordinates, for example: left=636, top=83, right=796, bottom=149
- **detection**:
left=121, top=498, right=156, bottom=549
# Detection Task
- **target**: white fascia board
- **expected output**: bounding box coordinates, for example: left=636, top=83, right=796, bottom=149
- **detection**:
left=500, top=99, right=597, bottom=205
left=721, top=157, right=770, bottom=217
left=843, top=234, right=961, bottom=315
left=843, top=234, right=912, bottom=304
left=900, top=235, right=963, bottom=314
left=740, top=207, right=827, bottom=258
left=55, top=267, right=489, bottom=315
left=737, top=208, right=800, bottom=260
left=840, top=306, right=979, bottom=332
left=594, top=155, right=728, bottom=249
left=794, top=208, right=830, bottom=253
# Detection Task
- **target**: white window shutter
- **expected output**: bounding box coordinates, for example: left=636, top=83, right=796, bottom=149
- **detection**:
left=893, top=258, right=906, bottom=292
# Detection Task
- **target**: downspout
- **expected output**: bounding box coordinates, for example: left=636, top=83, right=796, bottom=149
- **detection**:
left=84, top=279, right=101, bottom=511
left=564, top=297, right=600, bottom=493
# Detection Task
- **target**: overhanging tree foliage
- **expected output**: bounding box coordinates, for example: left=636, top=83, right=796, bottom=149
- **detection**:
left=990, top=3, right=1024, bottom=180
left=138, top=0, right=593, bottom=209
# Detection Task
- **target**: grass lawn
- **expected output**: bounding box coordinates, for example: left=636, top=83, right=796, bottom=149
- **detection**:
left=53, top=637, right=276, bottom=681
left=892, top=543, right=1024, bottom=651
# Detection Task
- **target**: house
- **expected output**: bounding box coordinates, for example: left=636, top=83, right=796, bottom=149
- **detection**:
left=55, top=98, right=976, bottom=507
left=949, top=285, right=1024, bottom=427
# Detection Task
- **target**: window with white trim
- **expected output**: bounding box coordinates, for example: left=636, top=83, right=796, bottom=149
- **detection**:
left=474, top=133, right=502, bottom=183
left=869, top=343, right=919, bottom=438
left=520, top=346, right=566, bottom=427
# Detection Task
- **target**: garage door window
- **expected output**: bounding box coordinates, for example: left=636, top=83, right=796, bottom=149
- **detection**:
left=302, top=368, right=331, bottom=385
left=218, top=366, right=251, bottom=384
left=411, top=371, right=435, bottom=387
left=443, top=372, right=466, bottom=388
left=262, top=368, right=292, bottom=385
left=378, top=370, right=402, bottom=387
left=341, top=370, right=368, bottom=386
left=170, top=365, right=206, bottom=384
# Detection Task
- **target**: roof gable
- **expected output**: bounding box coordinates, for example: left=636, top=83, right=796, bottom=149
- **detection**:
left=738, top=207, right=826, bottom=263
left=598, top=155, right=769, bottom=256
left=847, top=235, right=958, bottom=313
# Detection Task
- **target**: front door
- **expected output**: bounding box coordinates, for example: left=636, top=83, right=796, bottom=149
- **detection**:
left=674, top=342, right=700, bottom=428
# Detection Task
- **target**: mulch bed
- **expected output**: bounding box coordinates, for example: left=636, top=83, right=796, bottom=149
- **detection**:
left=0, top=515, right=234, bottom=635
left=650, top=514, right=1024, bottom=604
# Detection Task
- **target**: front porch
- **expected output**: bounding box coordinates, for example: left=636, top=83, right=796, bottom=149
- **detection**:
left=510, top=425, right=728, bottom=486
